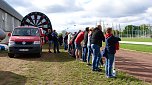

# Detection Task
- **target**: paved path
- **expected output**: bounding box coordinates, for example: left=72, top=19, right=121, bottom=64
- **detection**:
left=120, top=41, right=152, bottom=45
left=116, top=49, right=152, bottom=83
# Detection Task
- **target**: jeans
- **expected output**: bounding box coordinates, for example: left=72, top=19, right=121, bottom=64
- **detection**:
left=68, top=44, right=72, bottom=53
left=87, top=45, right=92, bottom=63
left=91, top=44, right=101, bottom=70
left=105, top=53, right=115, bottom=77
left=64, top=41, right=68, bottom=50
left=53, top=41, right=59, bottom=53
left=82, top=46, right=87, bottom=62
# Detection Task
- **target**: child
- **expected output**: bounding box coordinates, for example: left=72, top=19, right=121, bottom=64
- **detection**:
left=104, top=27, right=121, bottom=78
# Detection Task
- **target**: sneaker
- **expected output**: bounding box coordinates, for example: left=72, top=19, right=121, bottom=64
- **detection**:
left=96, top=68, right=102, bottom=72
left=106, top=76, right=116, bottom=78
left=92, top=68, right=102, bottom=72
left=87, top=63, right=92, bottom=66
left=80, top=58, right=83, bottom=61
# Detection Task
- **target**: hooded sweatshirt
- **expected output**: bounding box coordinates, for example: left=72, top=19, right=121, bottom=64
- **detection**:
left=105, top=33, right=121, bottom=54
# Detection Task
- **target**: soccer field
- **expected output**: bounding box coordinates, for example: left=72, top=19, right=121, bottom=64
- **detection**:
left=121, top=38, right=152, bottom=42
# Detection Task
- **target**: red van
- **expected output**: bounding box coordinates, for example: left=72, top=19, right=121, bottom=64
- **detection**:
left=8, top=26, right=44, bottom=58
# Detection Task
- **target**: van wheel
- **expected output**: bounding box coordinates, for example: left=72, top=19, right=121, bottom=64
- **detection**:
left=8, top=53, right=15, bottom=58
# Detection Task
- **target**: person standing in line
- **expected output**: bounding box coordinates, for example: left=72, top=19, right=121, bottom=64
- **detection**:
left=58, top=34, right=63, bottom=46
left=75, top=30, right=85, bottom=60
left=87, top=27, right=93, bottom=65
left=104, top=27, right=121, bottom=78
left=82, top=27, right=89, bottom=62
left=47, top=29, right=52, bottom=53
left=63, top=32, right=68, bottom=50
left=71, top=30, right=81, bottom=58
left=91, top=25, right=105, bottom=71
left=67, top=32, right=72, bottom=53
left=52, top=30, right=60, bottom=53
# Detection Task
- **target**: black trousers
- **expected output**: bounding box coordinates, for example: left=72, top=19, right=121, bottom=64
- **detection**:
left=53, top=41, right=59, bottom=53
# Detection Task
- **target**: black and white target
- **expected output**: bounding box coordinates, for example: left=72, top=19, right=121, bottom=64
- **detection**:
left=21, top=12, right=52, bottom=32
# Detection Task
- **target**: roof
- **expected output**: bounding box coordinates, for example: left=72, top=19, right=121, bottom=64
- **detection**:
left=0, top=0, right=23, bottom=21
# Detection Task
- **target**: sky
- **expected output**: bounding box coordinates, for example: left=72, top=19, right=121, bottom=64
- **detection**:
left=4, top=0, right=152, bottom=32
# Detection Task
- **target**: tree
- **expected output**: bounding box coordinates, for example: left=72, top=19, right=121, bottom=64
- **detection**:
left=123, top=25, right=140, bottom=37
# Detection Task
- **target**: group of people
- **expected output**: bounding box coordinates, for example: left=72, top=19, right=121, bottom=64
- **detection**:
left=64, top=25, right=121, bottom=78
left=45, top=25, right=121, bottom=78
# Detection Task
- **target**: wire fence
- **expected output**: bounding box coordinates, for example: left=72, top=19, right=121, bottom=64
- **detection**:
left=101, top=23, right=152, bottom=38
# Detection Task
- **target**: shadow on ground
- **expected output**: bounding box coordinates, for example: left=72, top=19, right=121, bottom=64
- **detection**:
left=0, top=71, right=27, bottom=85
left=116, top=56, right=152, bottom=83
left=15, top=51, right=75, bottom=62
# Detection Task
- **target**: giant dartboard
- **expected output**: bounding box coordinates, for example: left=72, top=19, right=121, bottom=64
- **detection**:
left=21, top=12, right=52, bottom=32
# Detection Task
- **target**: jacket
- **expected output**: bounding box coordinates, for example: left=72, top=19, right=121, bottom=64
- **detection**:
left=91, top=28, right=105, bottom=47
left=83, top=31, right=88, bottom=46
left=105, top=33, right=121, bottom=54
left=75, top=31, right=85, bottom=44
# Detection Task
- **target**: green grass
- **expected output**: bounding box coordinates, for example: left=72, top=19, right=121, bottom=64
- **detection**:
left=121, top=38, right=152, bottom=42
left=20, top=50, right=151, bottom=85
left=0, top=47, right=151, bottom=85
left=120, top=44, right=152, bottom=53
left=0, top=50, right=7, bottom=53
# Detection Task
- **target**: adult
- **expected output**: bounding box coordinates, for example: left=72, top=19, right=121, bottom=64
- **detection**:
left=63, top=32, right=68, bottom=50
left=75, top=30, right=85, bottom=60
left=87, top=27, right=93, bottom=65
left=52, top=30, right=60, bottom=53
left=58, top=34, right=63, bottom=46
left=104, top=27, right=121, bottom=78
left=91, top=25, right=105, bottom=71
left=47, top=30, right=52, bottom=53
left=70, top=30, right=81, bottom=57
left=82, top=27, right=89, bottom=62
left=67, top=32, right=72, bottom=53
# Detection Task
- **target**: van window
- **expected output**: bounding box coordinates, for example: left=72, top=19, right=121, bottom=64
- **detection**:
left=12, top=28, right=40, bottom=36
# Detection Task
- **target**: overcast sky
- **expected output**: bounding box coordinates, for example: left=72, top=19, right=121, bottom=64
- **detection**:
left=5, top=0, right=152, bottom=32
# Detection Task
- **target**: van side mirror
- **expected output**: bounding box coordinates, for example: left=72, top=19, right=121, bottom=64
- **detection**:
left=8, top=32, right=11, bottom=37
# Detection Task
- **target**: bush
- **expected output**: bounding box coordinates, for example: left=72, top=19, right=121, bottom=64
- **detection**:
left=150, top=35, right=152, bottom=38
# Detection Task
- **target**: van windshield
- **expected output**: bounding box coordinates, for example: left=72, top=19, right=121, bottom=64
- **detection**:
left=12, top=28, right=40, bottom=36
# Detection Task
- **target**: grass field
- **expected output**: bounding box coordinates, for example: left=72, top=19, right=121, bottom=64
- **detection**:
left=103, top=42, right=152, bottom=53
left=0, top=48, right=151, bottom=85
left=120, top=44, right=152, bottom=53
left=121, top=38, right=152, bottom=42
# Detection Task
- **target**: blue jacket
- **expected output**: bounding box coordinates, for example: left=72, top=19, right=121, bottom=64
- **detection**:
left=105, top=35, right=121, bottom=54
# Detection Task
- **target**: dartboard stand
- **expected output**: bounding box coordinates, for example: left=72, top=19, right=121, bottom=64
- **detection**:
left=21, top=12, right=52, bottom=32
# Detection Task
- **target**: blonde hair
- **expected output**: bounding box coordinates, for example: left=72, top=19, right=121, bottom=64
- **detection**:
left=89, top=27, right=94, bottom=31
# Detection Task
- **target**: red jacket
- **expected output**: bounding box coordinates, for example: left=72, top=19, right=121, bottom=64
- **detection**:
left=75, top=31, right=85, bottom=44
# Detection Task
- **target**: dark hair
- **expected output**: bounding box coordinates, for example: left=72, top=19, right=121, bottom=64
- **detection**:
left=92, top=27, right=98, bottom=32
left=85, top=27, right=89, bottom=31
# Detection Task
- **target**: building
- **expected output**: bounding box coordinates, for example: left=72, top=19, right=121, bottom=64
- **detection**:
left=0, top=0, right=23, bottom=43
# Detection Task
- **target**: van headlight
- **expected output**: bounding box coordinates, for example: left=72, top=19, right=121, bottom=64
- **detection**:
left=34, top=41, right=40, bottom=44
left=8, top=41, right=15, bottom=46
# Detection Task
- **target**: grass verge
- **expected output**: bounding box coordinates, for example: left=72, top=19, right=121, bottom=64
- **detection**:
left=121, top=38, right=152, bottom=42
left=0, top=48, right=151, bottom=85
left=120, top=44, right=152, bottom=53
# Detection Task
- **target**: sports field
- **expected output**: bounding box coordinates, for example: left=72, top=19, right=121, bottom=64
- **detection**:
left=121, top=38, right=152, bottom=42
left=119, top=38, right=152, bottom=53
